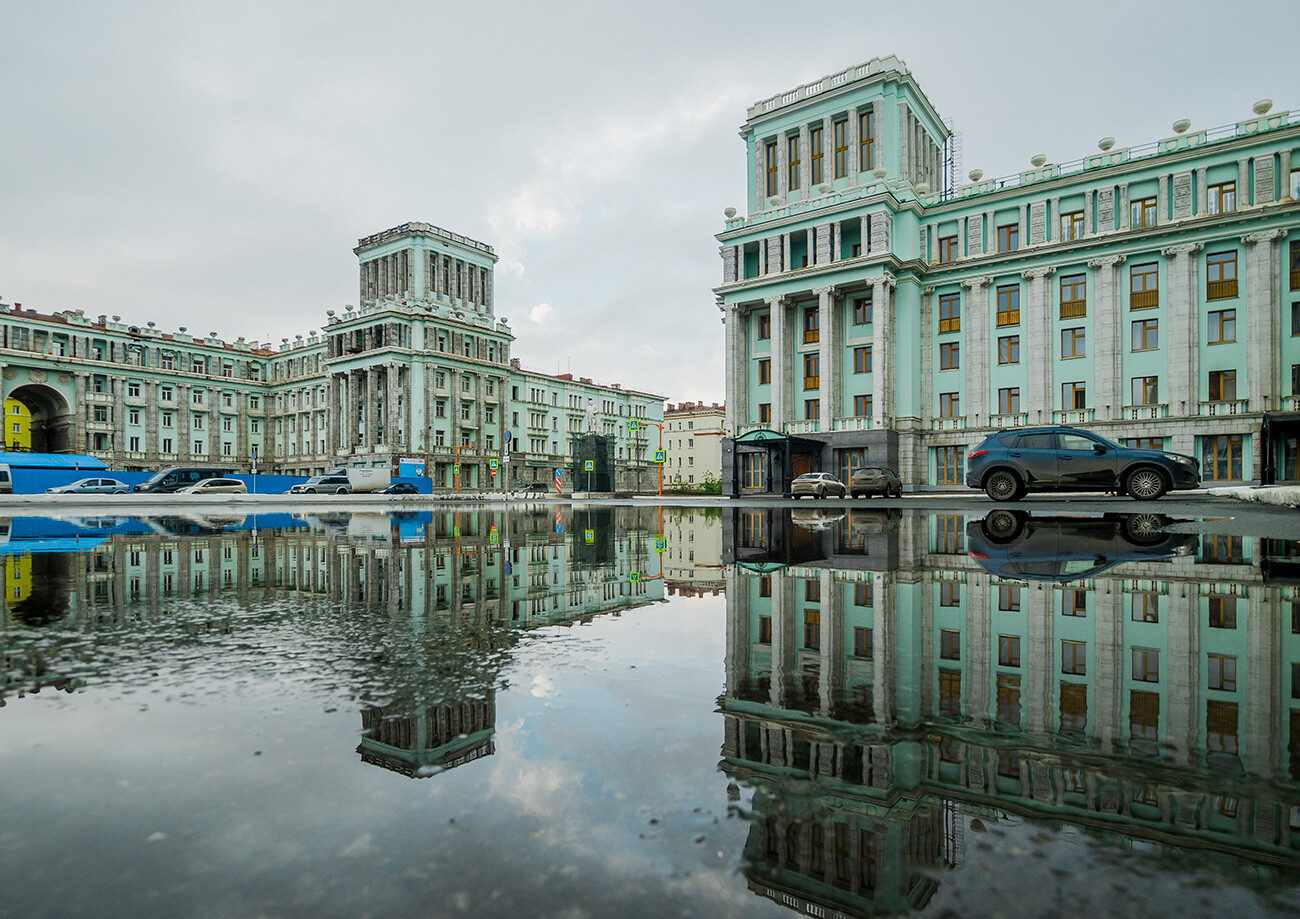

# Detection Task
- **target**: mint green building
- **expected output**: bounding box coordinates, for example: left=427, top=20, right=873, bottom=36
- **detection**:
left=718, top=55, right=1300, bottom=493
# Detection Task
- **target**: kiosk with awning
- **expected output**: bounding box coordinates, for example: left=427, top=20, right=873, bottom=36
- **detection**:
left=728, top=429, right=825, bottom=498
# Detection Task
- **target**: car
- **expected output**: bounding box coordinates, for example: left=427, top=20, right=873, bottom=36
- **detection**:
left=965, top=425, right=1200, bottom=501
left=133, top=466, right=233, bottom=493
left=45, top=477, right=130, bottom=495
left=849, top=465, right=902, bottom=498
left=516, top=483, right=551, bottom=495
left=966, top=511, right=1197, bottom=583
left=288, top=475, right=352, bottom=495
left=377, top=482, right=419, bottom=495
left=791, top=472, right=847, bottom=499
left=177, top=477, right=248, bottom=495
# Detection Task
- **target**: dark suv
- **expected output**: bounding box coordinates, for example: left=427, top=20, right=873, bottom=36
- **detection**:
left=965, top=426, right=1199, bottom=501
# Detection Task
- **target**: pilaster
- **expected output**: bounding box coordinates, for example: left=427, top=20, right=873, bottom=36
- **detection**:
left=1088, top=255, right=1126, bottom=420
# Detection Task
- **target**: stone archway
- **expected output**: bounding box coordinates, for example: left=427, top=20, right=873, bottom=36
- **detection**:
left=6, top=383, right=74, bottom=453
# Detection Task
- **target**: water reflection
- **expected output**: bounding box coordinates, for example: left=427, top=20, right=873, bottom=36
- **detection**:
left=722, top=507, right=1300, bottom=916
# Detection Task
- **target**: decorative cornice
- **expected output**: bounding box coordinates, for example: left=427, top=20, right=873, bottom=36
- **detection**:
left=961, top=276, right=993, bottom=290
left=1087, top=255, right=1127, bottom=268
left=920, top=285, right=936, bottom=296
left=1021, top=267, right=1056, bottom=280
left=880, top=272, right=898, bottom=290
left=812, top=285, right=835, bottom=297
left=1161, top=243, right=1204, bottom=257
left=1241, top=228, right=1286, bottom=245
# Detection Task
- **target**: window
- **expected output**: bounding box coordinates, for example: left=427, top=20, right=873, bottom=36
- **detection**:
left=938, top=235, right=958, bottom=264
left=1130, top=262, right=1159, bottom=309
left=938, top=293, right=960, bottom=332
left=764, top=140, right=778, bottom=197
left=853, top=347, right=872, bottom=373
left=852, top=297, right=872, bottom=324
left=1131, top=376, right=1159, bottom=405
left=803, top=353, right=819, bottom=390
left=939, top=341, right=959, bottom=370
left=786, top=135, right=800, bottom=190
left=127, top=382, right=140, bottom=398
left=997, top=223, right=1019, bottom=252
left=128, top=409, right=140, bottom=425
left=161, top=412, right=173, bottom=428
left=833, top=119, right=848, bottom=179
left=996, top=674, right=1022, bottom=726
left=996, top=285, right=1019, bottom=326
left=858, top=108, right=875, bottom=171
left=1131, top=592, right=1159, bottom=622
left=758, top=617, right=772, bottom=643
left=128, top=436, right=139, bottom=451
left=1209, top=596, right=1237, bottom=628
left=804, top=399, right=819, bottom=420
left=853, top=395, right=872, bottom=417
left=853, top=627, right=873, bottom=658
left=940, top=629, right=961, bottom=660
left=998, top=335, right=1020, bottom=364
left=1206, top=251, right=1238, bottom=300
left=1206, top=699, right=1238, bottom=754
left=999, top=584, right=1021, bottom=611
left=1130, top=196, right=1157, bottom=228
left=1208, top=309, right=1236, bottom=344
left=1061, top=640, right=1087, bottom=675
left=1208, top=181, right=1236, bottom=215
left=435, top=401, right=446, bottom=418
left=1132, top=318, right=1158, bottom=351
left=802, top=306, right=819, bottom=343
left=939, top=392, right=960, bottom=418
left=1063, top=588, right=1088, bottom=616
left=758, top=359, right=771, bottom=385
left=939, top=580, right=960, bottom=605
left=758, top=402, right=771, bottom=424
left=1206, top=655, right=1237, bottom=691
left=936, top=446, right=964, bottom=485
left=809, top=126, right=823, bottom=185
left=1059, top=210, right=1084, bottom=241
left=742, top=453, right=765, bottom=488
left=997, top=387, right=1021, bottom=414
left=1063, top=382, right=1087, bottom=410
left=192, top=415, right=204, bottom=431
left=1061, top=327, right=1086, bottom=359
left=939, top=670, right=962, bottom=717
left=1208, top=369, right=1237, bottom=402
left=1201, top=433, right=1243, bottom=481
left=1132, top=648, right=1159, bottom=682
left=1293, top=303, right=1300, bottom=337
left=757, top=313, right=771, bottom=339
left=1059, top=274, right=1086, bottom=318
left=999, top=635, right=1021, bottom=667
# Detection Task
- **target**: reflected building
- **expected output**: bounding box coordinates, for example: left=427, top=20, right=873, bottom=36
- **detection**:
left=664, top=508, right=724, bottom=598
left=722, top=508, right=1300, bottom=916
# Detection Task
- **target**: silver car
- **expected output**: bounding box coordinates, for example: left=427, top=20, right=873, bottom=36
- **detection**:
left=849, top=465, right=902, bottom=498
left=791, top=472, right=847, bottom=499
left=177, top=477, right=248, bottom=495
left=46, top=477, right=130, bottom=495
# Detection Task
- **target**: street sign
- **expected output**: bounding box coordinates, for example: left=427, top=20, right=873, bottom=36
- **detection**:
left=629, top=419, right=639, bottom=432
left=630, top=571, right=641, bottom=582
left=453, top=464, right=460, bottom=474
left=489, top=524, right=499, bottom=545
left=490, top=469, right=497, bottom=477
left=584, top=529, right=594, bottom=544
left=584, top=460, right=594, bottom=472
left=653, top=450, right=666, bottom=463
left=489, top=459, right=498, bottom=471
left=655, top=536, right=666, bottom=553
left=503, top=431, right=512, bottom=443
left=555, top=469, right=563, bottom=480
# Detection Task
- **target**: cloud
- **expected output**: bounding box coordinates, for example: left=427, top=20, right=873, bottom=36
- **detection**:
left=527, top=303, right=556, bottom=328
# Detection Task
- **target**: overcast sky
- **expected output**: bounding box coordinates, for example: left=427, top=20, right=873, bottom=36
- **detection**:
left=2, top=0, right=1290, bottom=405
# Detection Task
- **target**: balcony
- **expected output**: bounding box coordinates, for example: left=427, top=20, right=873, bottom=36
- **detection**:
left=787, top=421, right=821, bottom=434
left=1122, top=404, right=1169, bottom=420
left=931, top=416, right=967, bottom=431
left=1052, top=409, right=1095, bottom=424
left=1059, top=299, right=1087, bottom=320
left=832, top=417, right=873, bottom=431
left=1199, top=399, right=1249, bottom=416
left=85, top=391, right=114, bottom=403
left=1130, top=289, right=1159, bottom=310
left=1206, top=279, right=1238, bottom=301
left=991, top=412, right=1028, bottom=427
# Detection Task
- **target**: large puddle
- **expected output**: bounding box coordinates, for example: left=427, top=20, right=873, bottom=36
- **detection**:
left=1, top=506, right=1298, bottom=917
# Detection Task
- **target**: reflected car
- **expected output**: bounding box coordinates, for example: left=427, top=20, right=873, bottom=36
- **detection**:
left=967, top=510, right=1196, bottom=582
left=849, top=466, right=902, bottom=498
left=791, top=472, right=847, bottom=499
left=791, top=508, right=845, bottom=531
left=288, top=475, right=352, bottom=495
left=965, top=425, right=1199, bottom=501
left=377, top=482, right=419, bottom=495
left=177, top=477, right=248, bottom=495
left=46, top=477, right=130, bottom=495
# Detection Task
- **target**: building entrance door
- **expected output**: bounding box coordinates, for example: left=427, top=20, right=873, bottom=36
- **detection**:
left=792, top=455, right=813, bottom=478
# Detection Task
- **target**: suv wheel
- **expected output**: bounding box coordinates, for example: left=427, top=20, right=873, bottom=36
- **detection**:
left=984, top=470, right=1024, bottom=502
left=983, top=509, right=1024, bottom=542
left=337, top=487, right=348, bottom=495
left=1125, top=467, right=1167, bottom=501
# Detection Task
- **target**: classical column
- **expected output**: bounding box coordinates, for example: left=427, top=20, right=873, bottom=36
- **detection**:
left=1088, top=256, right=1126, bottom=420
left=1021, top=268, right=1056, bottom=422
left=768, top=296, right=788, bottom=430
left=1195, top=167, right=1208, bottom=216
left=871, top=274, right=896, bottom=427
left=1083, top=190, right=1094, bottom=235
left=1243, top=230, right=1285, bottom=415
left=961, top=277, right=992, bottom=425
left=1119, top=182, right=1130, bottom=230
left=819, top=570, right=836, bottom=717
left=386, top=363, right=399, bottom=447
left=798, top=124, right=811, bottom=194
left=846, top=106, right=860, bottom=184
left=816, top=286, right=836, bottom=428
left=920, top=286, right=935, bottom=426
left=723, top=304, right=741, bottom=434
left=770, top=571, right=792, bottom=708
left=1162, top=243, right=1204, bottom=429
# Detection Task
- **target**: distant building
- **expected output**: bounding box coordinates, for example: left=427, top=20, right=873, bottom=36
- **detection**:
left=663, top=401, right=725, bottom=486
left=716, top=55, right=1300, bottom=494
left=0, top=222, right=664, bottom=489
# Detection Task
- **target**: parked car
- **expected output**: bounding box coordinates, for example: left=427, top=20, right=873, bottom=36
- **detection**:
left=967, top=511, right=1197, bottom=582
left=849, top=465, right=902, bottom=498
left=377, top=482, right=419, bottom=494
left=965, top=426, right=1200, bottom=501
left=516, top=483, right=551, bottom=495
left=791, top=472, right=847, bottom=499
left=177, top=477, right=248, bottom=495
left=288, top=475, right=352, bottom=495
left=133, top=466, right=234, bottom=494
left=46, top=477, right=130, bottom=495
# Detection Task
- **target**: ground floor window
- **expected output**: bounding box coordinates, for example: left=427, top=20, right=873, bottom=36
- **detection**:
left=935, top=445, right=965, bottom=485
left=1124, top=437, right=1164, bottom=451
left=838, top=448, right=867, bottom=484
left=742, top=453, right=766, bottom=489
left=1201, top=434, right=1244, bottom=481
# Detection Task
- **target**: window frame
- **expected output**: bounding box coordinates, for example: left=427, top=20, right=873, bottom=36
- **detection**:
left=938, top=292, right=960, bottom=333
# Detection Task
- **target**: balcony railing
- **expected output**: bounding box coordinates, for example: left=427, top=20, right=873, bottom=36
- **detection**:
left=833, top=416, right=874, bottom=431
left=1291, top=268, right=1300, bottom=291
left=1206, top=279, right=1238, bottom=300
left=787, top=421, right=821, bottom=434
left=1130, top=289, right=1159, bottom=310
left=931, top=416, right=967, bottom=431
left=1199, top=399, right=1249, bottom=416
left=1052, top=409, right=1096, bottom=424
left=1122, top=403, right=1169, bottom=420
left=1059, top=299, right=1087, bottom=319
left=991, top=412, right=1028, bottom=427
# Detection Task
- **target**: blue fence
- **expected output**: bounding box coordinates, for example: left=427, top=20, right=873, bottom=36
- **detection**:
left=11, top=468, right=433, bottom=495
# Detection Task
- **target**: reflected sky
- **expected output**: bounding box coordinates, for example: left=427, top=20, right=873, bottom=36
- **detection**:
left=1, top=506, right=1298, bottom=917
